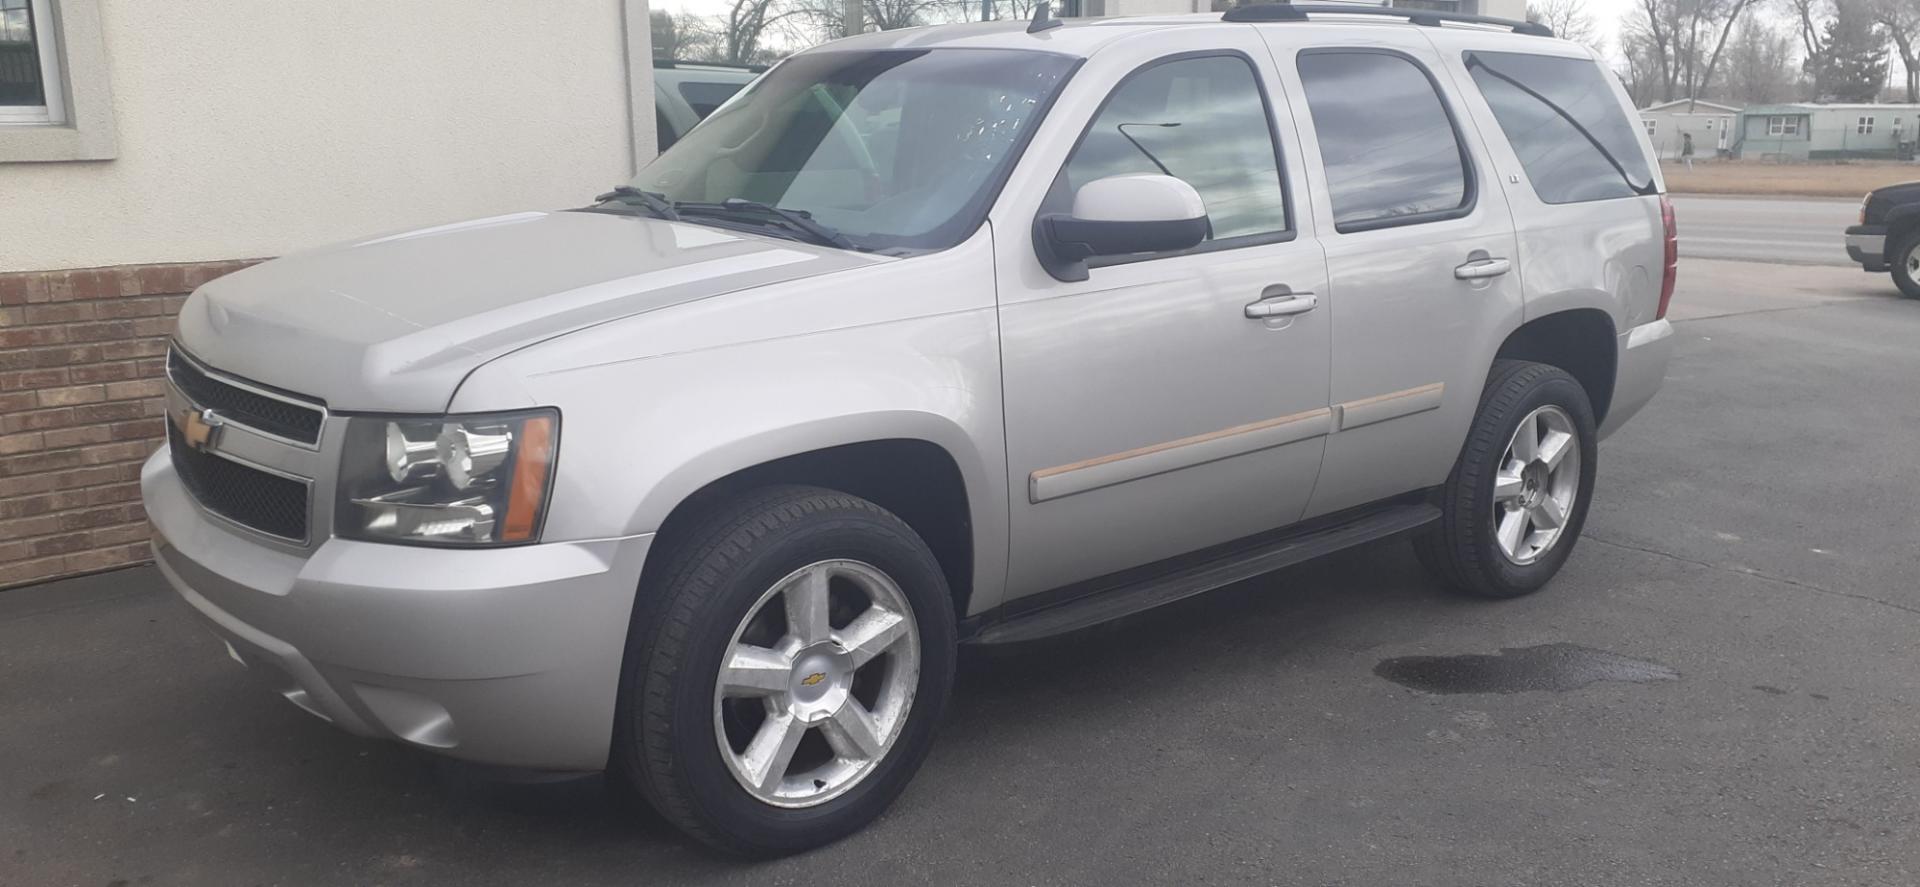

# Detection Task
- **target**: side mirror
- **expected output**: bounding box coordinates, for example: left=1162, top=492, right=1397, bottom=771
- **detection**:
left=1035, top=174, right=1209, bottom=281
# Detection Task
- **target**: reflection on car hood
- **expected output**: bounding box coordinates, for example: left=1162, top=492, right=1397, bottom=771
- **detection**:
left=174, top=211, right=882, bottom=412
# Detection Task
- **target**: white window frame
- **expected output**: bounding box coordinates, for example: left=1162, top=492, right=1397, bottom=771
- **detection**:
left=0, top=0, right=115, bottom=162
left=0, top=0, right=67, bottom=125
left=1767, top=115, right=1801, bottom=137
left=1642, top=118, right=1657, bottom=135
left=1857, top=116, right=1874, bottom=134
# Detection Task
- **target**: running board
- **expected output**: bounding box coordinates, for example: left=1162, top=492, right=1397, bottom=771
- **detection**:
left=966, top=503, right=1439, bottom=646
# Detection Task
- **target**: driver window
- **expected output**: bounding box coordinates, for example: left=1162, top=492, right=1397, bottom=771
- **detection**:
left=1049, top=54, right=1289, bottom=243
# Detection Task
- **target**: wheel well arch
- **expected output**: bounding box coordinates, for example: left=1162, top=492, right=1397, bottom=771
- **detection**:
left=647, top=439, right=976, bottom=618
left=1495, top=309, right=1618, bottom=423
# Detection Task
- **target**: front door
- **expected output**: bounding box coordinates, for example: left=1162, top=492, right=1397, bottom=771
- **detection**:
left=992, top=31, right=1332, bottom=599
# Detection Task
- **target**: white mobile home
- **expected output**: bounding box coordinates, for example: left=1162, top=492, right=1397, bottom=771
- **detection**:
left=1638, top=99, right=1741, bottom=160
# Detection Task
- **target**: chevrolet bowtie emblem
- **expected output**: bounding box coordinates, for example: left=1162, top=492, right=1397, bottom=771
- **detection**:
left=800, top=672, right=827, bottom=687
left=175, top=407, right=224, bottom=452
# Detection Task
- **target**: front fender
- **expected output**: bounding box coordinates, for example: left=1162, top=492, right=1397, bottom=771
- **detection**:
left=453, top=230, right=1011, bottom=614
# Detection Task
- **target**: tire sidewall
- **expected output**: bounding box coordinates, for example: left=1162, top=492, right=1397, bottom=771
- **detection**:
left=658, top=511, right=955, bottom=853
left=1470, top=373, right=1599, bottom=593
left=1892, top=228, right=1920, bottom=299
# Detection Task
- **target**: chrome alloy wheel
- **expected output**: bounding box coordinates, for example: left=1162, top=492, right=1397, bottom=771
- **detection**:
left=713, top=559, right=920, bottom=808
left=1906, top=239, right=1920, bottom=279
left=1492, top=405, right=1582, bottom=565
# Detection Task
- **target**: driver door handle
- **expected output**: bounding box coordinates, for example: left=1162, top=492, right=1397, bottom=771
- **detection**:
left=1454, top=257, right=1512, bottom=280
left=1245, top=291, right=1317, bottom=319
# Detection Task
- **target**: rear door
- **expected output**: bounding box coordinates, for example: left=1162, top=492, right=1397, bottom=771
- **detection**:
left=1256, top=25, right=1526, bottom=517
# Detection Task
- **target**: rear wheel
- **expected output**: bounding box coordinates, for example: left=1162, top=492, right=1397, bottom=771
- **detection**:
left=613, top=485, right=955, bottom=857
left=1414, top=360, right=1598, bottom=598
left=1890, top=227, right=1920, bottom=299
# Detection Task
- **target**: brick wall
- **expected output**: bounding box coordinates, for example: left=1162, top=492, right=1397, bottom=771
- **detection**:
left=0, top=261, right=256, bottom=589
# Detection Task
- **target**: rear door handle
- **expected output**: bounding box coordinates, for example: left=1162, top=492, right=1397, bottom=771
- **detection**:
left=1454, top=257, right=1512, bottom=280
left=1245, top=291, right=1317, bottom=319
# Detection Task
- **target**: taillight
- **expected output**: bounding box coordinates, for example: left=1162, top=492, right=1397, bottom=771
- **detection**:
left=1657, top=194, right=1677, bottom=320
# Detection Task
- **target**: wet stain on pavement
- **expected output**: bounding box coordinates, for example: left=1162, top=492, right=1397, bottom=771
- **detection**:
left=1375, top=643, right=1679, bottom=694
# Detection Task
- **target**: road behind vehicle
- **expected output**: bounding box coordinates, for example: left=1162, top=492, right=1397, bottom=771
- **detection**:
left=142, top=5, right=1674, bottom=857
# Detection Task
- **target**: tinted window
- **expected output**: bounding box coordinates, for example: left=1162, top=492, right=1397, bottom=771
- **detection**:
left=0, top=0, right=47, bottom=107
left=636, top=49, right=1075, bottom=255
left=1049, top=55, right=1287, bottom=242
left=1466, top=51, right=1653, bottom=204
left=656, top=108, right=678, bottom=150
left=1297, top=52, right=1470, bottom=231
left=679, top=79, right=747, bottom=118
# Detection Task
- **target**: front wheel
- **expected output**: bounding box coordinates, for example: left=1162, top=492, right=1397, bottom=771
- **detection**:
left=1889, top=227, right=1920, bottom=299
left=613, top=485, right=956, bottom=857
left=1414, top=360, right=1598, bottom=598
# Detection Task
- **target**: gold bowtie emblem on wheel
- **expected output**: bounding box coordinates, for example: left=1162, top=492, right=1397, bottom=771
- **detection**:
left=800, top=672, right=827, bottom=687
left=174, top=407, right=224, bottom=452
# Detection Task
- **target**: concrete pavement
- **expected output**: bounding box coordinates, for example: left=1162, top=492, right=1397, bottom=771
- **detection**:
left=4, top=259, right=1920, bottom=886
left=1674, top=195, right=1858, bottom=266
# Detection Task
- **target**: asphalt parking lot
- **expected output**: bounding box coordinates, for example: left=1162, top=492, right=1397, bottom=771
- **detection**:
left=5, top=257, right=1919, bottom=886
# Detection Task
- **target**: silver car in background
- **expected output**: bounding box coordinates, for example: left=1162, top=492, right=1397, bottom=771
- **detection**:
left=144, top=4, right=1675, bottom=857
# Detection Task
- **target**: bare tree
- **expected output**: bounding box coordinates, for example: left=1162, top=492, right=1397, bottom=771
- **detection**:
left=1622, top=0, right=1764, bottom=104
left=1721, top=17, right=1803, bottom=102
left=1527, top=0, right=1600, bottom=47
left=864, top=0, right=945, bottom=29
left=722, top=0, right=811, bottom=64
left=1867, top=0, right=1920, bottom=101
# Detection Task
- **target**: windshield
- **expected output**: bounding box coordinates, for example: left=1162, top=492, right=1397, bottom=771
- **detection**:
left=632, top=49, right=1077, bottom=255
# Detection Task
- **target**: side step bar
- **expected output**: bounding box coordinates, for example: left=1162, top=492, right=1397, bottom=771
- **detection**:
left=966, top=503, right=1439, bottom=646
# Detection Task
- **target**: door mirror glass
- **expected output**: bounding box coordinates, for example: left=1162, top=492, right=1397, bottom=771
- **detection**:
left=1037, top=174, right=1209, bottom=281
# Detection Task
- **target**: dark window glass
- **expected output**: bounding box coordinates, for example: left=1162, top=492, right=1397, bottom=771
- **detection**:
left=1297, top=51, right=1469, bottom=231
left=0, top=0, right=47, bottom=107
left=636, top=49, right=1075, bottom=255
left=1466, top=51, right=1654, bottom=204
left=1048, top=55, right=1287, bottom=242
left=679, top=80, right=747, bottom=119
left=656, top=108, right=678, bottom=150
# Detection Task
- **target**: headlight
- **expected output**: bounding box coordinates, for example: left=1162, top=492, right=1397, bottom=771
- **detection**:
left=336, top=409, right=558, bottom=546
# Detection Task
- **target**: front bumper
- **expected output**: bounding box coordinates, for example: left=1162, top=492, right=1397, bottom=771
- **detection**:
left=1598, top=318, right=1674, bottom=440
left=142, top=448, right=653, bottom=770
left=1845, top=225, right=1886, bottom=271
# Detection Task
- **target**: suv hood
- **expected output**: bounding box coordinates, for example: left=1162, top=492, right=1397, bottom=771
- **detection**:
left=175, top=210, right=881, bottom=411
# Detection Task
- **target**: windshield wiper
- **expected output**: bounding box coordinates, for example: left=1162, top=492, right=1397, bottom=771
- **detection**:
left=1466, top=56, right=1658, bottom=197
left=594, top=186, right=680, bottom=221
left=675, top=198, right=855, bottom=250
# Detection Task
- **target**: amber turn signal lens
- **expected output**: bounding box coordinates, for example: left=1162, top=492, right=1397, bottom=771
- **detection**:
left=501, top=415, right=556, bottom=543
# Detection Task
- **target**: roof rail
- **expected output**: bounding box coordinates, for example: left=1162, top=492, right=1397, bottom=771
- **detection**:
left=652, top=58, right=770, bottom=73
left=1221, top=2, right=1554, bottom=37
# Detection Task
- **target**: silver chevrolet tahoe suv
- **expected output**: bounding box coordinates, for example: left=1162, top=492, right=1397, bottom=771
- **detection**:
left=143, top=5, right=1677, bottom=856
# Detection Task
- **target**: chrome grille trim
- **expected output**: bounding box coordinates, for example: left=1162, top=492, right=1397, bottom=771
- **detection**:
left=165, top=344, right=329, bottom=449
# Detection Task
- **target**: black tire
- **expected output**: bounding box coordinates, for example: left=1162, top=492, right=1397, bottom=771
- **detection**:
left=1413, top=360, right=1598, bottom=599
left=1890, top=227, right=1920, bottom=299
left=611, top=485, right=956, bottom=857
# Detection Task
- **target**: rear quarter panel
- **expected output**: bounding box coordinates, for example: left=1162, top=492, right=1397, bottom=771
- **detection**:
left=1422, top=31, right=1666, bottom=336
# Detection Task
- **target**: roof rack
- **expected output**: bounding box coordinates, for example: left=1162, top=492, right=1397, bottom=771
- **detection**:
left=652, top=58, right=770, bottom=73
left=1221, top=2, right=1554, bottom=37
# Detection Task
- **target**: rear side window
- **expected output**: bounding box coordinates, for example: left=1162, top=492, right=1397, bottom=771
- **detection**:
left=1050, top=54, right=1289, bottom=243
left=1297, top=51, right=1472, bottom=232
left=1465, top=51, right=1654, bottom=204
left=680, top=80, right=748, bottom=119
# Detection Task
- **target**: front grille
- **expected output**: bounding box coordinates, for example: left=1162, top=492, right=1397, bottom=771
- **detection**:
left=167, top=348, right=326, bottom=445
left=168, top=421, right=311, bottom=541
